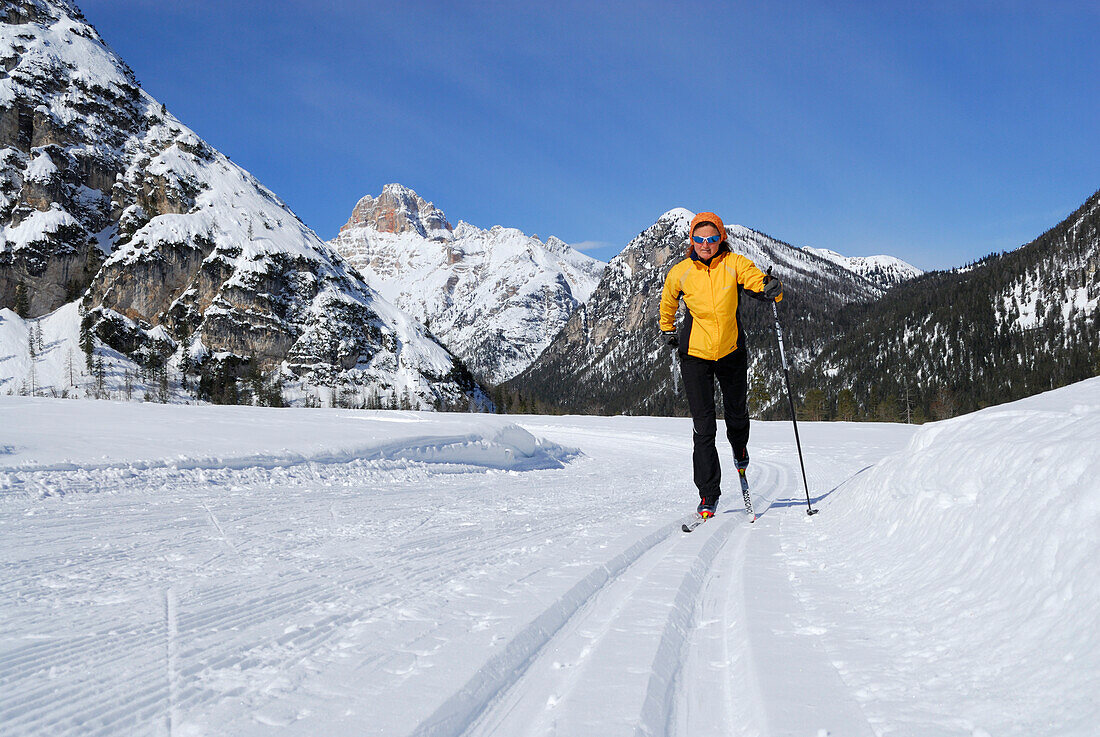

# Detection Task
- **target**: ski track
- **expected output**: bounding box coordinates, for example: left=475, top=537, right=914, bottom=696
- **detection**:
left=740, top=463, right=878, bottom=737
left=419, top=458, right=826, bottom=737
left=2, top=476, right=595, bottom=736
left=452, top=500, right=751, bottom=737
left=1, top=419, right=909, bottom=736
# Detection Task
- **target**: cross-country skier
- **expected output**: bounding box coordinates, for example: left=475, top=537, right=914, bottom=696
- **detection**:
left=659, top=212, right=783, bottom=519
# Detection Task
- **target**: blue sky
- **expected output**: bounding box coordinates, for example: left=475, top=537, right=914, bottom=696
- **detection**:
left=80, top=1, right=1098, bottom=270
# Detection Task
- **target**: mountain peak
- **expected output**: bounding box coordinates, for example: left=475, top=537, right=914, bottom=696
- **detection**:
left=0, top=2, right=487, bottom=409
left=657, top=208, right=694, bottom=225
left=329, top=200, right=605, bottom=384
left=339, top=183, right=453, bottom=241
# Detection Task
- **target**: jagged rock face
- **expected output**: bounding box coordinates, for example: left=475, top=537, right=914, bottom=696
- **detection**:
left=0, top=0, right=488, bottom=408
left=0, top=0, right=136, bottom=314
left=339, top=183, right=453, bottom=242
left=509, top=209, right=889, bottom=414
left=331, top=186, right=605, bottom=384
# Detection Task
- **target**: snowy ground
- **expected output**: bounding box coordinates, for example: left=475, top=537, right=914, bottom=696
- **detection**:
left=2, top=379, right=1098, bottom=736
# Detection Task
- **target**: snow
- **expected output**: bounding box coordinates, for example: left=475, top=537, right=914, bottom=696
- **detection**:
left=1007, top=273, right=1097, bottom=332
left=0, top=5, right=136, bottom=129
left=801, top=246, right=923, bottom=288
left=0, top=206, right=80, bottom=252
left=24, top=150, right=58, bottom=183
left=3, top=4, right=477, bottom=408
left=787, top=379, right=1100, bottom=735
left=0, top=398, right=571, bottom=475
left=0, top=303, right=194, bottom=403
left=331, top=189, right=605, bottom=383
left=658, top=207, right=695, bottom=226
left=0, top=304, right=86, bottom=397
left=2, top=379, right=1097, bottom=735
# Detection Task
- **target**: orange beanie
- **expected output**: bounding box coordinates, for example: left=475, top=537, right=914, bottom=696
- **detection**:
left=687, top=212, right=726, bottom=256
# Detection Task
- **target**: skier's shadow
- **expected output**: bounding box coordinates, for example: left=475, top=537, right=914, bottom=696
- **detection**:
left=736, top=464, right=875, bottom=518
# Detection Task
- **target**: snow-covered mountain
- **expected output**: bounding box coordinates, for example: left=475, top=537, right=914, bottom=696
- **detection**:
left=509, top=208, right=891, bottom=414
left=0, top=0, right=486, bottom=409
left=329, top=184, right=604, bottom=384
left=802, top=246, right=922, bottom=288
left=513, top=192, right=1099, bottom=419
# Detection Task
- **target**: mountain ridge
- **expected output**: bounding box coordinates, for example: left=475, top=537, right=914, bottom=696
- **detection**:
left=792, top=188, right=1100, bottom=420
left=329, top=184, right=604, bottom=384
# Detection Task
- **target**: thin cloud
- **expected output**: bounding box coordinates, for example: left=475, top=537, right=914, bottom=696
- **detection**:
left=570, top=240, right=614, bottom=252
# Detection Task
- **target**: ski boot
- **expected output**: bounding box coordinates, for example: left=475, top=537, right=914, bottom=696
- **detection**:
left=697, top=495, right=719, bottom=519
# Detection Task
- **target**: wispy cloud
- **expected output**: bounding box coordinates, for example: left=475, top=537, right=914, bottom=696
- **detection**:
left=570, top=240, right=614, bottom=252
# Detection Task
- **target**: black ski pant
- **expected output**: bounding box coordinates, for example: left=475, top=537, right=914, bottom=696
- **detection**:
left=679, top=348, right=749, bottom=500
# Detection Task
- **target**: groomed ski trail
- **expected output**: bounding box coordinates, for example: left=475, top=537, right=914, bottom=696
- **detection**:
left=425, top=457, right=875, bottom=737
left=448, top=502, right=746, bottom=737
left=2, top=410, right=922, bottom=737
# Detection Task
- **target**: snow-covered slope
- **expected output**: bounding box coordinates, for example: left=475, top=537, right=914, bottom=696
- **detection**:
left=0, top=1, right=486, bottom=408
left=330, top=184, right=604, bottom=384
left=789, top=377, right=1100, bottom=734
left=802, top=246, right=922, bottom=288
left=0, top=396, right=572, bottom=472
left=2, top=379, right=1096, bottom=735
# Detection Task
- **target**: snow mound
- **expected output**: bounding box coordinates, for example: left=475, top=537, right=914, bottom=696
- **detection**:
left=0, top=397, right=576, bottom=478
left=833, top=378, right=1098, bottom=591
left=813, top=377, right=1100, bottom=732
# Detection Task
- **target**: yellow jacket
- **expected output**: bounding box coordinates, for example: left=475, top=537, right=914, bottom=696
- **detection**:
left=659, top=248, right=778, bottom=361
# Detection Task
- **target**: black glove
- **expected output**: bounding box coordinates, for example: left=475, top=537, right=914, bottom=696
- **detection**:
left=662, top=329, right=679, bottom=348
left=762, top=275, right=783, bottom=301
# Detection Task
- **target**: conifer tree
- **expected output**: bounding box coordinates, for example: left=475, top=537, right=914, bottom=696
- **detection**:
left=14, top=280, right=29, bottom=317
left=80, top=317, right=94, bottom=372
left=179, top=335, right=192, bottom=390
left=802, top=388, right=826, bottom=421
left=748, top=372, right=770, bottom=417
left=27, top=331, right=38, bottom=396
left=93, top=356, right=106, bottom=399
left=835, top=388, right=858, bottom=421
left=157, top=364, right=170, bottom=403
left=876, top=394, right=900, bottom=422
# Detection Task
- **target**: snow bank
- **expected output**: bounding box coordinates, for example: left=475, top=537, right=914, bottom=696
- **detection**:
left=832, top=378, right=1098, bottom=602
left=0, top=397, right=575, bottom=477
left=811, top=377, right=1100, bottom=733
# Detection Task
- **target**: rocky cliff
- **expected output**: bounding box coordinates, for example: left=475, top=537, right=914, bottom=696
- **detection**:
left=0, top=0, right=486, bottom=408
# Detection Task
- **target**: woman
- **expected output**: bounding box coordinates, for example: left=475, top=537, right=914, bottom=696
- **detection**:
left=658, top=212, right=783, bottom=518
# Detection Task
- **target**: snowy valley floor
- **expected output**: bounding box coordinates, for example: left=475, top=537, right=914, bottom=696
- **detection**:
left=2, top=382, right=1098, bottom=737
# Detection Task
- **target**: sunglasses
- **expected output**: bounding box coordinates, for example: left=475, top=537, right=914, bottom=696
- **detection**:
left=692, top=234, right=721, bottom=245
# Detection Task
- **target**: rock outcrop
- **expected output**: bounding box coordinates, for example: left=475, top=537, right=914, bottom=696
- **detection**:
left=339, top=183, right=454, bottom=242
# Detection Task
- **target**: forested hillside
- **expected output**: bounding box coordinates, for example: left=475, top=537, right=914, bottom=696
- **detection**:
left=782, top=189, right=1099, bottom=421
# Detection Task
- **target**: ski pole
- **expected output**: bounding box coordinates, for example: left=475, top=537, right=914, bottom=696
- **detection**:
left=767, top=273, right=818, bottom=516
